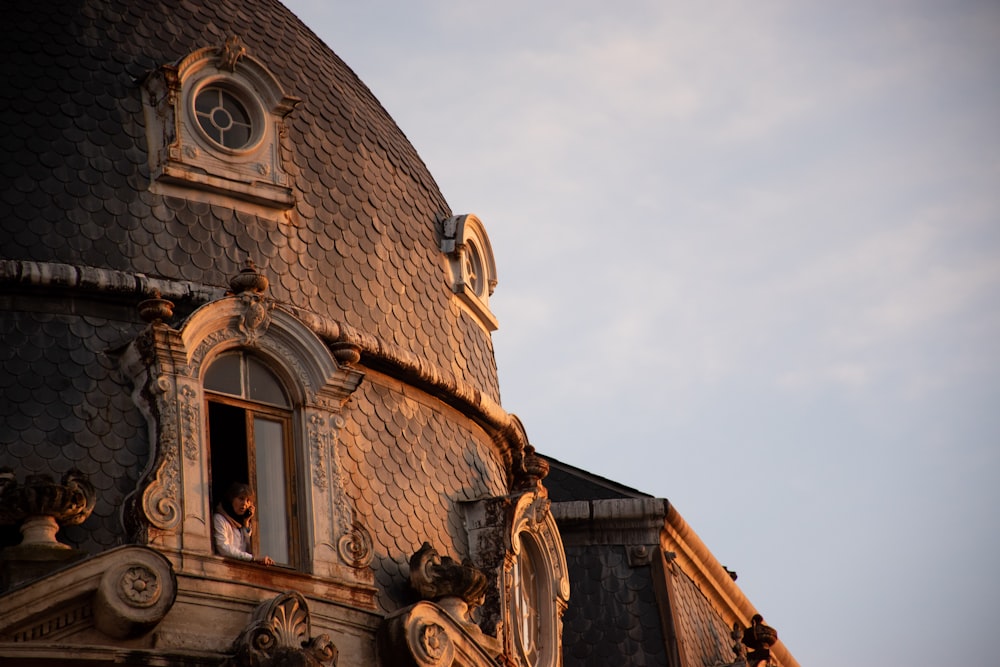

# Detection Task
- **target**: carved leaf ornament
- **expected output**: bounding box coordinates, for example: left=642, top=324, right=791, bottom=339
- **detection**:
left=228, top=591, right=338, bottom=667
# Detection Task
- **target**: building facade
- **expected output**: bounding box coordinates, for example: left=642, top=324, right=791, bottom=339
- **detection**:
left=0, top=2, right=797, bottom=665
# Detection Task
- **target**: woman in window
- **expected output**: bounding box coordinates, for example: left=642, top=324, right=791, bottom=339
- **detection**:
left=213, top=482, right=274, bottom=566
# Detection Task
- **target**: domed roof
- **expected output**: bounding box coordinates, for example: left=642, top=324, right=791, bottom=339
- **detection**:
left=0, top=0, right=499, bottom=399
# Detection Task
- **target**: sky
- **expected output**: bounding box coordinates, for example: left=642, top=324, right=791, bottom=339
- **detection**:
left=283, top=2, right=1000, bottom=665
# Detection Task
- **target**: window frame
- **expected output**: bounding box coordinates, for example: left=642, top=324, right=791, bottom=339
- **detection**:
left=121, top=293, right=373, bottom=589
left=205, top=385, right=299, bottom=568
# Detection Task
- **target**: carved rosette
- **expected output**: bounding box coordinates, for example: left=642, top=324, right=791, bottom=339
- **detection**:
left=408, top=621, right=454, bottom=667
left=94, top=548, right=177, bottom=639
left=226, top=591, right=338, bottom=667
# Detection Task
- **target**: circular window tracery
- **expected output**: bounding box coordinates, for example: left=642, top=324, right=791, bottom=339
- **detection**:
left=194, top=86, right=255, bottom=150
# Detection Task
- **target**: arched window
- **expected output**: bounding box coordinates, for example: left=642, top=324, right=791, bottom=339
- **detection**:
left=204, top=351, right=297, bottom=567
left=512, top=532, right=544, bottom=663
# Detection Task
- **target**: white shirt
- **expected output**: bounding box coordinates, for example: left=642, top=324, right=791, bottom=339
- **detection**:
left=213, top=510, right=254, bottom=561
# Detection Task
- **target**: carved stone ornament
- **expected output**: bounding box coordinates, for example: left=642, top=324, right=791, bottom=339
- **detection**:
left=141, top=39, right=300, bottom=209
left=218, top=35, right=247, bottom=71
left=463, top=486, right=570, bottom=667
left=409, top=542, right=493, bottom=649
left=93, top=547, right=178, bottom=639
left=230, top=259, right=270, bottom=295
left=512, top=444, right=550, bottom=492
left=742, top=614, right=778, bottom=666
left=410, top=542, right=489, bottom=608
left=0, top=545, right=177, bottom=642
left=379, top=601, right=500, bottom=667
left=330, top=340, right=362, bottom=366
left=239, top=293, right=274, bottom=346
left=225, top=591, right=338, bottom=667
left=137, top=289, right=175, bottom=325
left=338, top=521, right=374, bottom=569
left=0, top=468, right=97, bottom=548
left=121, top=294, right=367, bottom=588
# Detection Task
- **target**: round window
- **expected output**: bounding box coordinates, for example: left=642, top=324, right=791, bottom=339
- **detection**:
left=194, top=86, right=255, bottom=150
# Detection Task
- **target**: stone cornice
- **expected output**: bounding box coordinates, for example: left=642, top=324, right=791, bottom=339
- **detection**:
left=551, top=497, right=670, bottom=548
left=0, top=260, right=522, bottom=467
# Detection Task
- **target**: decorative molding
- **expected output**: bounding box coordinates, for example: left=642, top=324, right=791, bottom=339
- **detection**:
left=140, top=381, right=182, bottom=532
left=464, top=487, right=570, bottom=667
left=225, top=591, right=337, bottom=667
left=121, top=292, right=372, bottom=584
left=92, top=547, right=177, bottom=639
left=308, top=413, right=331, bottom=491
left=179, top=383, right=200, bottom=463
left=0, top=260, right=525, bottom=473
left=379, top=601, right=500, bottom=667
left=337, top=522, right=373, bottom=569
left=661, top=505, right=799, bottom=667
left=439, top=213, right=499, bottom=332
left=141, top=39, right=301, bottom=209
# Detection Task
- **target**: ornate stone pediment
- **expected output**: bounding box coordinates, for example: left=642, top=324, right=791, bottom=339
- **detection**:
left=0, top=546, right=176, bottom=643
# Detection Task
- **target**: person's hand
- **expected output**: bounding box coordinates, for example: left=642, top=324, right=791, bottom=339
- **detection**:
left=256, top=555, right=274, bottom=566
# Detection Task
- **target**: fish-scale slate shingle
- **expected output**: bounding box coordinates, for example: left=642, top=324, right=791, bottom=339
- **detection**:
left=0, top=0, right=510, bottom=619
left=0, top=0, right=500, bottom=400
left=339, top=377, right=508, bottom=613
left=0, top=311, right=147, bottom=552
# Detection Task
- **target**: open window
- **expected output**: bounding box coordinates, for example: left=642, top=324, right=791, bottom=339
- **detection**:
left=204, top=351, right=297, bottom=567
left=122, top=288, right=373, bottom=590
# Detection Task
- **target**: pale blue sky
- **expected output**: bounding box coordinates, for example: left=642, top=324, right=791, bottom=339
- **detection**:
left=284, top=2, right=1000, bottom=664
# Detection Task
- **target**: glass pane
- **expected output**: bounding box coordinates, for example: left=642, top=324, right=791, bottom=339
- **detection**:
left=204, top=353, right=243, bottom=396
left=513, top=535, right=542, bottom=662
left=254, top=417, right=290, bottom=565
left=195, top=88, right=218, bottom=114
left=222, top=90, right=250, bottom=125
left=248, top=357, right=288, bottom=406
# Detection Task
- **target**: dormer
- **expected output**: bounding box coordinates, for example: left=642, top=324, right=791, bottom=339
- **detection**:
left=142, top=36, right=300, bottom=209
